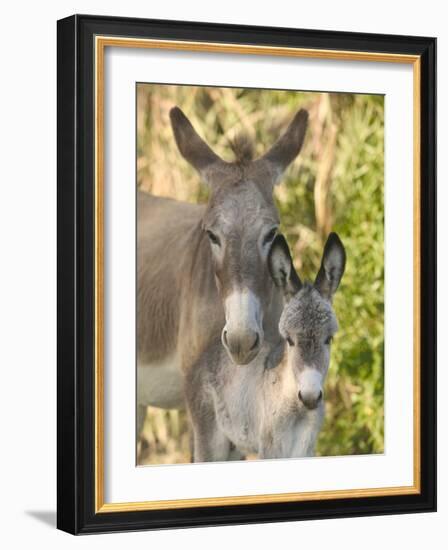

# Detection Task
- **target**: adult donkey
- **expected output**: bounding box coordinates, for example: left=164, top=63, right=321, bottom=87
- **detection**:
left=137, top=106, right=308, bottom=441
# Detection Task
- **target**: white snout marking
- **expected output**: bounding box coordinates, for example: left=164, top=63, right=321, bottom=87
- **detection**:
left=298, top=367, right=323, bottom=398
left=223, top=289, right=263, bottom=336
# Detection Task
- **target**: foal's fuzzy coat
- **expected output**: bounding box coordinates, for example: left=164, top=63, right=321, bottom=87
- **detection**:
left=186, top=233, right=346, bottom=461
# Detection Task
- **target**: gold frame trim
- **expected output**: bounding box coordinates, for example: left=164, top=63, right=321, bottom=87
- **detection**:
left=94, top=36, right=421, bottom=513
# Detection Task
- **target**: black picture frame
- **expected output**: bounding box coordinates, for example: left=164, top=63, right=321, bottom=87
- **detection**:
left=57, top=14, right=436, bottom=534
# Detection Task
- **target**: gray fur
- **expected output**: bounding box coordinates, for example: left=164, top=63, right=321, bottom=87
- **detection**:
left=187, top=233, right=346, bottom=461
left=279, top=284, right=338, bottom=353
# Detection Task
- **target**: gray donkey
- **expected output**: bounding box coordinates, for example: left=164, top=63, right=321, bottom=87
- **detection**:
left=137, top=107, right=308, bottom=442
left=186, top=233, right=346, bottom=461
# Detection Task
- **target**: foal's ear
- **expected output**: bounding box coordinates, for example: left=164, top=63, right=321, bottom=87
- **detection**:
left=314, top=233, right=346, bottom=301
left=268, top=234, right=302, bottom=298
left=256, top=109, right=308, bottom=184
left=170, top=107, right=225, bottom=183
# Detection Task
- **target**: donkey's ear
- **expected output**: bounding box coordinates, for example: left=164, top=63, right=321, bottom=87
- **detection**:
left=170, top=107, right=225, bottom=182
left=314, top=233, right=346, bottom=301
left=268, top=234, right=302, bottom=298
left=256, top=109, right=308, bottom=184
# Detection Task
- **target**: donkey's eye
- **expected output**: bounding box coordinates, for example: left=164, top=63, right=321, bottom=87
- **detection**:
left=286, top=337, right=294, bottom=347
left=325, top=336, right=333, bottom=346
left=206, top=230, right=221, bottom=246
left=263, top=227, right=277, bottom=246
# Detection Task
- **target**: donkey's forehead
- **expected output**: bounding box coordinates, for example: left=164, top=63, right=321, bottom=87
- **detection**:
left=203, top=180, right=279, bottom=230
left=280, top=286, right=337, bottom=337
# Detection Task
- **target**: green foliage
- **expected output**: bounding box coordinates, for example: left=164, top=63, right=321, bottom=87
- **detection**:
left=137, top=84, right=384, bottom=462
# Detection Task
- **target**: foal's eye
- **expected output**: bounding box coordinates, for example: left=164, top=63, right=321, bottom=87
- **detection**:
left=325, top=336, right=333, bottom=346
left=263, top=227, right=277, bottom=246
left=286, top=337, right=294, bottom=347
left=206, top=230, right=221, bottom=246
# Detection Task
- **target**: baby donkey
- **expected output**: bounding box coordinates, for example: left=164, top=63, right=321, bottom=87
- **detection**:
left=186, top=233, right=346, bottom=461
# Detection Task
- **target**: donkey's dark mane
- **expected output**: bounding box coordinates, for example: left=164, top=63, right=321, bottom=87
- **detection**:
left=229, top=133, right=255, bottom=164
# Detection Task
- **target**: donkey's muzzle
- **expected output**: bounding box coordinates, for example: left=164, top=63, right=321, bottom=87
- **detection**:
left=298, top=389, right=323, bottom=410
left=222, top=328, right=261, bottom=365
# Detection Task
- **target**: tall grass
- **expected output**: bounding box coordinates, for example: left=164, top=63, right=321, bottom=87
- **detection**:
left=137, top=84, right=384, bottom=463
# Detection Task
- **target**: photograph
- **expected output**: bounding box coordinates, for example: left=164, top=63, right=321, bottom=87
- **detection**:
left=136, top=84, right=385, bottom=465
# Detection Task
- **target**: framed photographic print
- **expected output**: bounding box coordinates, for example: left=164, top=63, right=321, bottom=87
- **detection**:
left=57, top=14, right=436, bottom=534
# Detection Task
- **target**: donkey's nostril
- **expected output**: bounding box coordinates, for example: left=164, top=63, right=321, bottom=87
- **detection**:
left=317, top=390, right=323, bottom=402
left=250, top=332, right=260, bottom=351
left=222, top=330, right=228, bottom=347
